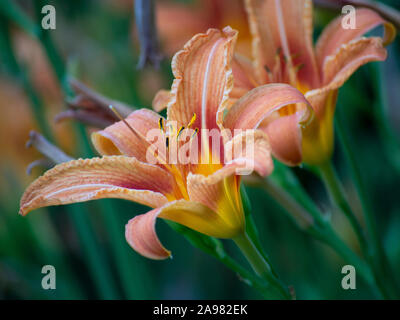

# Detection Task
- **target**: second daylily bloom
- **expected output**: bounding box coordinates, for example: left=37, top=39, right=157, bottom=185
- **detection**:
left=155, top=0, right=252, bottom=57
left=19, top=27, right=310, bottom=260
left=230, top=0, right=395, bottom=165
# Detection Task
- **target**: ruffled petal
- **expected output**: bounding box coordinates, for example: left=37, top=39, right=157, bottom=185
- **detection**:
left=125, top=208, right=171, bottom=260
left=152, top=89, right=171, bottom=112
left=19, top=156, right=174, bottom=215
left=307, top=37, right=387, bottom=116
left=167, top=27, right=237, bottom=131
left=126, top=198, right=243, bottom=259
left=302, top=38, right=387, bottom=165
left=223, top=129, right=273, bottom=176
left=315, top=8, right=394, bottom=68
left=224, top=83, right=312, bottom=130
left=245, top=0, right=319, bottom=87
left=224, top=83, right=312, bottom=166
left=91, top=109, right=163, bottom=163
left=322, top=37, right=387, bottom=87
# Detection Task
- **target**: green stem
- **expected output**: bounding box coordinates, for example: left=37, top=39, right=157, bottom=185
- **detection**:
left=261, top=179, right=314, bottom=229
left=233, top=232, right=291, bottom=300
left=217, top=255, right=275, bottom=299
left=240, top=185, right=277, bottom=277
left=315, top=162, right=394, bottom=298
left=312, top=223, right=376, bottom=289
left=257, top=177, right=383, bottom=297
left=0, top=4, right=122, bottom=299
left=336, top=110, right=399, bottom=299
left=166, top=221, right=284, bottom=299
left=317, top=161, right=369, bottom=257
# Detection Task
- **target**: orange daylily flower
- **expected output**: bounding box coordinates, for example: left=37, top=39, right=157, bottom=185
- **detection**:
left=19, top=27, right=311, bottom=260
left=228, top=0, right=396, bottom=165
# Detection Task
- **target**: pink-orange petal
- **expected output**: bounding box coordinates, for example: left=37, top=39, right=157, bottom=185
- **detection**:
left=224, top=83, right=312, bottom=130
left=186, top=171, right=244, bottom=236
left=315, top=8, right=392, bottom=68
left=152, top=89, right=171, bottom=112
left=223, top=129, right=273, bottom=176
left=322, top=37, right=387, bottom=86
left=91, top=108, right=163, bottom=162
left=19, top=156, right=173, bottom=216
left=125, top=208, right=171, bottom=260
left=125, top=199, right=243, bottom=259
left=260, top=112, right=303, bottom=166
left=307, top=37, right=387, bottom=118
left=167, top=27, right=237, bottom=131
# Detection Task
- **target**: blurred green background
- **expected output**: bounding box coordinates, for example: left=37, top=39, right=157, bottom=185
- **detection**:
left=0, top=0, right=399, bottom=299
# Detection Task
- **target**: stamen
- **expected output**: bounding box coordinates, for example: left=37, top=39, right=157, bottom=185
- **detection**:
left=187, top=113, right=196, bottom=128
left=158, top=117, right=165, bottom=132
left=166, top=136, right=169, bottom=148
left=264, top=65, right=273, bottom=81
left=110, top=104, right=169, bottom=164
left=191, top=128, right=199, bottom=139
left=167, top=122, right=176, bottom=136
left=109, top=105, right=140, bottom=138
left=177, top=126, right=185, bottom=139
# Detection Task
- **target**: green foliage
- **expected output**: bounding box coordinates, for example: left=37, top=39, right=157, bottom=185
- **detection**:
left=0, top=0, right=399, bottom=299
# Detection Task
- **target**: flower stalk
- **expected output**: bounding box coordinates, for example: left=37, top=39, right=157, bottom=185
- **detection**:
left=252, top=172, right=383, bottom=297
left=335, top=107, right=400, bottom=299
left=233, top=232, right=291, bottom=300
left=316, top=160, right=369, bottom=257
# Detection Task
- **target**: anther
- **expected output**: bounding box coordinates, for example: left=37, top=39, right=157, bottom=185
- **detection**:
left=177, top=126, right=185, bottom=139
left=158, top=117, right=165, bottom=132
left=191, top=128, right=199, bottom=139
left=187, top=113, right=196, bottom=128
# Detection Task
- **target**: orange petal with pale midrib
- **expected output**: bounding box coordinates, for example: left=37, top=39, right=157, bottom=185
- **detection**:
left=167, top=27, right=237, bottom=132
left=315, top=8, right=394, bottom=69
left=307, top=37, right=387, bottom=117
left=92, top=109, right=163, bottom=162
left=125, top=199, right=243, bottom=259
left=260, top=112, right=303, bottom=166
left=19, top=156, right=174, bottom=216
